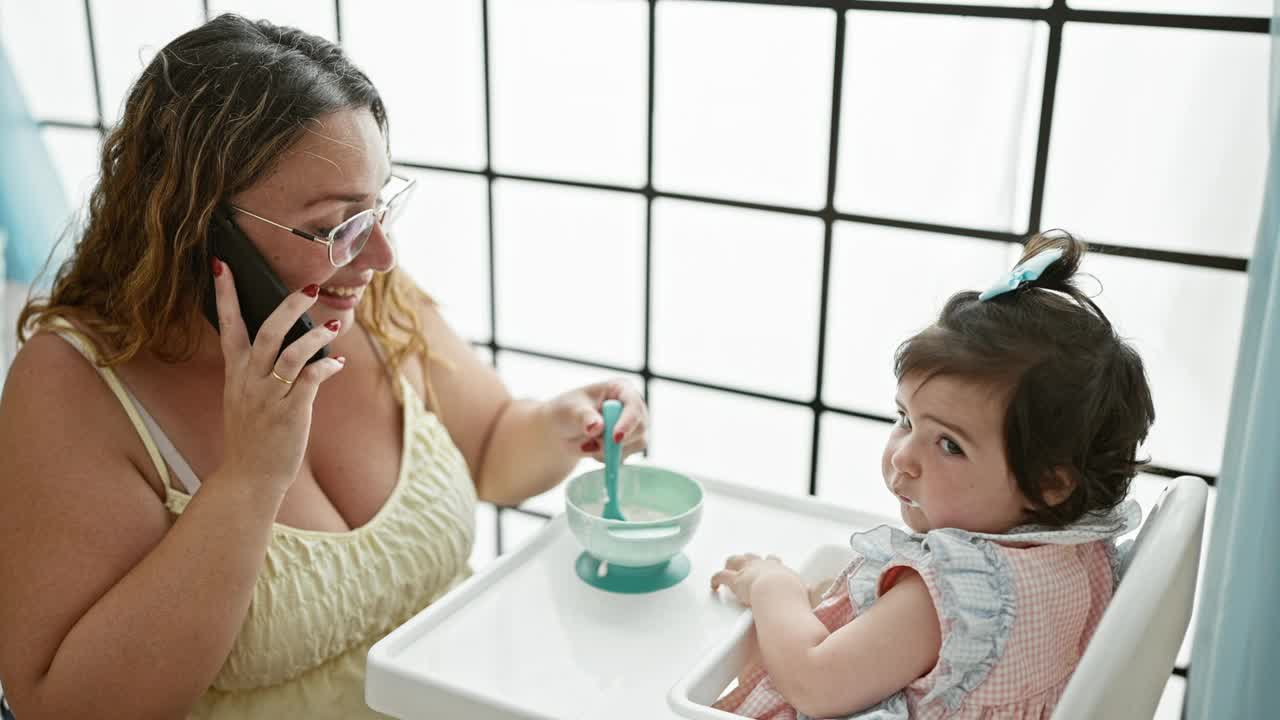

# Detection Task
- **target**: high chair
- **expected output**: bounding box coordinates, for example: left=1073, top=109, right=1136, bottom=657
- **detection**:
left=668, top=475, right=1209, bottom=720
left=1053, top=474, right=1209, bottom=720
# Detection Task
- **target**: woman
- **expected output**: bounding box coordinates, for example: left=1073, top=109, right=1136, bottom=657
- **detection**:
left=0, top=15, right=646, bottom=719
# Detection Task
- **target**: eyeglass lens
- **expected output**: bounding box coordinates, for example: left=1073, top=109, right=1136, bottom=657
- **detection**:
left=329, top=185, right=410, bottom=266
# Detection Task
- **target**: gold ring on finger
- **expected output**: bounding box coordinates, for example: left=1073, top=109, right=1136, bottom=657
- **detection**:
left=270, top=369, right=295, bottom=386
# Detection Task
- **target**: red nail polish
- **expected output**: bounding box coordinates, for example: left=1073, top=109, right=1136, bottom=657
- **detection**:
left=211, top=257, right=223, bottom=277
left=325, top=319, right=341, bottom=332
left=614, top=430, right=624, bottom=443
left=303, top=284, right=320, bottom=297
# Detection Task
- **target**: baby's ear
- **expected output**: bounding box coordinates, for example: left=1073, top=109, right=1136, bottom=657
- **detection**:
left=1040, top=466, right=1078, bottom=507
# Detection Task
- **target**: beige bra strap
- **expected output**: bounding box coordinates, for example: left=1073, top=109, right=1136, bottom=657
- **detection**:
left=43, top=319, right=174, bottom=491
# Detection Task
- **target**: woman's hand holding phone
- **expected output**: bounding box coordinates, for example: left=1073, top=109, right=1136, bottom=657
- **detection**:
left=210, top=257, right=346, bottom=499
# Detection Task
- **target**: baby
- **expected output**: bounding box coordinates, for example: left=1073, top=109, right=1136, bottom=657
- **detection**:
left=711, top=231, right=1153, bottom=719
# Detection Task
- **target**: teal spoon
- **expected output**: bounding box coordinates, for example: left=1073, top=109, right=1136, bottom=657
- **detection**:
left=601, top=399, right=625, bottom=521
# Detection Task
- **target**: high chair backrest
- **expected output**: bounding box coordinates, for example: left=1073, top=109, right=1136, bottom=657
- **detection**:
left=1053, top=475, right=1209, bottom=720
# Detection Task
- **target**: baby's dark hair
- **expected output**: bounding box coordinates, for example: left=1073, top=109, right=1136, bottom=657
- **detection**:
left=894, top=231, right=1155, bottom=527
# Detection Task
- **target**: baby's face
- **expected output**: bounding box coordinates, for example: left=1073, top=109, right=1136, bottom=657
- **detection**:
left=880, top=373, right=1031, bottom=534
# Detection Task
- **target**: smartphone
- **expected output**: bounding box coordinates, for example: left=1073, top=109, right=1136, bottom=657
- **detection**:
left=201, top=206, right=328, bottom=364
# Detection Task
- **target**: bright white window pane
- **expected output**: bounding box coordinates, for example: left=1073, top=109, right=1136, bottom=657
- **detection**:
left=470, top=502, right=498, bottom=569
left=89, top=0, right=204, bottom=125
left=207, top=0, right=337, bottom=41
left=1044, top=24, right=1269, bottom=257
left=26, top=128, right=95, bottom=279
left=647, top=380, right=813, bottom=496
left=497, top=350, right=644, bottom=403
left=837, top=12, right=1045, bottom=233
left=500, top=509, right=549, bottom=554
left=823, top=223, right=1019, bottom=415
left=395, top=167, right=491, bottom=343
left=1085, top=254, right=1245, bottom=476
left=816, top=413, right=902, bottom=522
left=1154, top=675, right=1186, bottom=720
left=0, top=0, right=97, bottom=123
left=651, top=199, right=824, bottom=400
left=654, top=2, right=833, bottom=209
left=40, top=126, right=101, bottom=219
left=1069, top=0, right=1268, bottom=16
left=489, top=0, right=648, bottom=187
left=343, top=1, right=486, bottom=169
left=493, top=180, right=646, bottom=369
left=496, top=351, right=644, bottom=516
left=865, top=0, right=1049, bottom=5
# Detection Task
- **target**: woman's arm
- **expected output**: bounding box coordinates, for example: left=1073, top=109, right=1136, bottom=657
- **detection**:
left=473, top=399, right=581, bottom=506
left=417, top=302, right=645, bottom=506
left=414, top=303, right=577, bottom=505
left=0, top=336, right=285, bottom=720
left=1, top=269, right=345, bottom=719
left=749, top=567, right=941, bottom=718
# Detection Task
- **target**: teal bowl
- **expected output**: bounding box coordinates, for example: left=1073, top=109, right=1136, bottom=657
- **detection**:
left=565, top=465, right=703, bottom=569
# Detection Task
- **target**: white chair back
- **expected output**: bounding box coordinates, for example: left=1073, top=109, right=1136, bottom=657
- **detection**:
left=1053, top=475, right=1209, bottom=719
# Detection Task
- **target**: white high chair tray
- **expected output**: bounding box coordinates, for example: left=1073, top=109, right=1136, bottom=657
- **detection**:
left=668, top=543, right=857, bottom=719
left=365, top=473, right=894, bottom=720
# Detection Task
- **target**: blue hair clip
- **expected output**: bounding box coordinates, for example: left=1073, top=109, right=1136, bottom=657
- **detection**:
left=978, top=248, right=1065, bottom=302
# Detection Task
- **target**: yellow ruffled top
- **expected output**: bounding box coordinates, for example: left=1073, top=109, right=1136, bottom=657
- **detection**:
left=49, top=321, right=477, bottom=719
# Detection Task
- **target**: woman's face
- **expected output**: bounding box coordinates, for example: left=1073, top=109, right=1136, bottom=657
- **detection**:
left=227, top=108, right=394, bottom=339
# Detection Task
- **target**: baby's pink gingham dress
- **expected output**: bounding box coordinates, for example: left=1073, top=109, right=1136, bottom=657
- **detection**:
left=713, top=501, right=1140, bottom=720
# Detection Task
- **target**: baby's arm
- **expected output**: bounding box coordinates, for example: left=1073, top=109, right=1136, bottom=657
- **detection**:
left=808, top=577, right=835, bottom=607
left=749, top=568, right=941, bottom=718
left=734, top=576, right=834, bottom=686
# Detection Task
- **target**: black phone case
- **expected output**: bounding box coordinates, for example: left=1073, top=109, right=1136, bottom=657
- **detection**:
left=202, top=207, right=328, bottom=365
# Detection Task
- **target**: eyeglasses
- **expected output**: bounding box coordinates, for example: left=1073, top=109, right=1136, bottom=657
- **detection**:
left=230, top=173, right=416, bottom=268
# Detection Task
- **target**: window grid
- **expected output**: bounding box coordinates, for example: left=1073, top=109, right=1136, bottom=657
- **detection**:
left=30, top=0, right=1264, bottom=709
left=33, top=0, right=1249, bottom=564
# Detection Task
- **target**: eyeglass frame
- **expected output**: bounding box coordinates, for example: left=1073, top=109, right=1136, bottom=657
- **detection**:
left=227, top=172, right=417, bottom=268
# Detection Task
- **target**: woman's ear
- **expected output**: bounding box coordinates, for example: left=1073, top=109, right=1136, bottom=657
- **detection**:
left=1040, top=466, right=1078, bottom=507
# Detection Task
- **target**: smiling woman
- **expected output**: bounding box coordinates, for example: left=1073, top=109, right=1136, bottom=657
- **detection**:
left=0, top=13, right=649, bottom=720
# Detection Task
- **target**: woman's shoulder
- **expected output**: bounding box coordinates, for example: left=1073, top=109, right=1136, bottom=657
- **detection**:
left=5, top=325, right=110, bottom=411
left=1, top=326, right=170, bottom=501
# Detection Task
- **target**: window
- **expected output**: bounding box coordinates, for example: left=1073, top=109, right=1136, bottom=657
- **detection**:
left=5, top=2, right=1267, bottom=714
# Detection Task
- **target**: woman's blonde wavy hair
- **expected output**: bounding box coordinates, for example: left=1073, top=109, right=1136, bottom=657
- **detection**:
left=19, top=14, right=434, bottom=403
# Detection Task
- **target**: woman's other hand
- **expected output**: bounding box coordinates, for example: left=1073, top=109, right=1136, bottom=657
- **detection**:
left=546, top=378, right=647, bottom=460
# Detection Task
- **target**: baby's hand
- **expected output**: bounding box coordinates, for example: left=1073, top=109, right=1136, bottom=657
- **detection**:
left=710, top=553, right=802, bottom=607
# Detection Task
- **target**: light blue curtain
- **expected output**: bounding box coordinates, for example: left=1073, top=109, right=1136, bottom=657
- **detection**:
left=1186, top=4, right=1280, bottom=718
left=0, top=40, right=71, bottom=284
